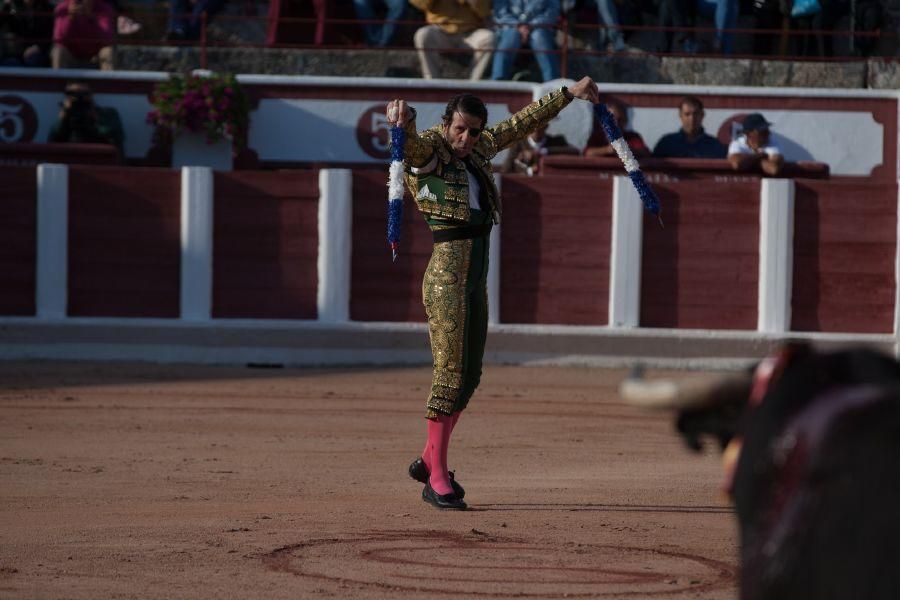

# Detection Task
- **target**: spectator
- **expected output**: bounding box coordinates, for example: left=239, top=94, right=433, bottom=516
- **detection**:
left=353, top=0, right=405, bottom=47
left=500, top=123, right=580, bottom=175
left=51, top=0, right=115, bottom=70
left=48, top=82, right=124, bottom=155
left=659, top=0, right=740, bottom=54
left=696, top=0, right=738, bottom=53
left=267, top=0, right=325, bottom=46
left=583, top=98, right=650, bottom=158
left=727, top=112, right=783, bottom=176
left=750, top=0, right=785, bottom=55
left=653, top=95, right=726, bottom=158
left=591, top=0, right=626, bottom=51
left=818, top=0, right=886, bottom=56
left=166, top=0, right=226, bottom=40
left=0, top=0, right=54, bottom=67
left=657, top=0, right=738, bottom=53
left=410, top=0, right=494, bottom=80
left=848, top=0, right=886, bottom=56
left=656, top=0, right=696, bottom=52
left=491, top=0, right=561, bottom=82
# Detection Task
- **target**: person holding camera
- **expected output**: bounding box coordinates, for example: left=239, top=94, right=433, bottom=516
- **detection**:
left=48, top=82, right=124, bottom=155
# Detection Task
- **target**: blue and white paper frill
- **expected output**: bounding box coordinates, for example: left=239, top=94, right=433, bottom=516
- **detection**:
left=387, top=125, right=405, bottom=261
left=593, top=103, right=663, bottom=226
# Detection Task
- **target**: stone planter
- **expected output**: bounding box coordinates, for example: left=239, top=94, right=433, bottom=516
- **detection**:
left=171, top=133, right=233, bottom=171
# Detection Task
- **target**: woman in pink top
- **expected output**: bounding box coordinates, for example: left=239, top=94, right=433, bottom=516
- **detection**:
left=52, top=0, right=115, bottom=69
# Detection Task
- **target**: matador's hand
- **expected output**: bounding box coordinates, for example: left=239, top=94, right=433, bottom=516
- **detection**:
left=568, top=76, right=600, bottom=104
left=386, top=99, right=412, bottom=126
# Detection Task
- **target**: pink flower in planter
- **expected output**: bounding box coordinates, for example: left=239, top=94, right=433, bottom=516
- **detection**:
left=149, top=73, right=248, bottom=149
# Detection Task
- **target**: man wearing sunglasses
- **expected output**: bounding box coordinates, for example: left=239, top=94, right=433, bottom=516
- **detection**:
left=385, top=76, right=599, bottom=511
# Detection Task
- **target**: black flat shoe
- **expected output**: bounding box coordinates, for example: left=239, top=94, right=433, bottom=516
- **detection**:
left=408, top=457, right=465, bottom=499
left=422, top=482, right=467, bottom=510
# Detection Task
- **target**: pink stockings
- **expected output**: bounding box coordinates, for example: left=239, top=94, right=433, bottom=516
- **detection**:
left=422, top=412, right=461, bottom=496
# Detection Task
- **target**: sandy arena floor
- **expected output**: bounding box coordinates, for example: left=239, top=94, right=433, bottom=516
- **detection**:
left=0, top=362, right=737, bottom=598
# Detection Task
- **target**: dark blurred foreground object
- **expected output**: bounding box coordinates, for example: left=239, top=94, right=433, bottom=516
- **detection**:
left=621, top=343, right=900, bottom=600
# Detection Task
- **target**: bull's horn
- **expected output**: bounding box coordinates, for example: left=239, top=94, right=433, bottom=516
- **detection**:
left=620, top=372, right=752, bottom=410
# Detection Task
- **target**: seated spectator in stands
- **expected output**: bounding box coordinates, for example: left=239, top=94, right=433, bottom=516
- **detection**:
left=696, top=0, right=737, bottom=53
left=166, top=0, right=226, bottom=40
left=847, top=0, right=885, bottom=56
left=410, top=0, right=494, bottom=80
left=590, top=0, right=626, bottom=51
left=491, top=0, right=561, bottom=82
left=659, top=0, right=740, bottom=54
left=750, top=0, right=783, bottom=55
left=656, top=0, right=737, bottom=53
left=818, top=0, right=885, bottom=56
left=353, top=0, right=405, bottom=47
left=51, top=0, right=115, bottom=70
left=500, top=123, right=579, bottom=175
left=583, top=98, right=650, bottom=158
left=48, top=82, right=124, bottom=155
left=267, top=0, right=325, bottom=46
left=0, top=0, right=54, bottom=66
left=656, top=0, right=695, bottom=52
left=564, top=0, right=650, bottom=52
left=727, top=112, right=783, bottom=176
left=653, top=95, right=726, bottom=158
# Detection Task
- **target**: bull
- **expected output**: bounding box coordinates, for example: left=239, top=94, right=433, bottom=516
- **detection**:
left=621, top=343, right=900, bottom=600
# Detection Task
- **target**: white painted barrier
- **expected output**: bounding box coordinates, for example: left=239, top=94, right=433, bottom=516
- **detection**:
left=7, top=166, right=900, bottom=366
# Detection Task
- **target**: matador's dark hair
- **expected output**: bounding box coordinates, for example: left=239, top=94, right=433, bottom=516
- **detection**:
left=441, top=94, right=488, bottom=129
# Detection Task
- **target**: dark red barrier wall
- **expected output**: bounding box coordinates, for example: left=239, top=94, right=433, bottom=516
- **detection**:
left=213, top=171, right=319, bottom=319
left=351, top=170, right=431, bottom=322
left=0, top=167, right=36, bottom=316
left=68, top=167, right=180, bottom=317
left=792, top=179, right=897, bottom=333
left=500, top=175, right=612, bottom=325
left=641, top=179, right=760, bottom=329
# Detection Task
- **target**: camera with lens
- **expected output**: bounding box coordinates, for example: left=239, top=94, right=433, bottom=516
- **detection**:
left=66, top=89, right=92, bottom=110
left=63, top=88, right=96, bottom=130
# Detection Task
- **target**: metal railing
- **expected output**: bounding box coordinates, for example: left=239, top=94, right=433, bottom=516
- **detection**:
left=5, top=8, right=898, bottom=73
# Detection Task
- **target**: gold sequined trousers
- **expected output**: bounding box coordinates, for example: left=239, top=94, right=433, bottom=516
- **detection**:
left=423, top=211, right=491, bottom=419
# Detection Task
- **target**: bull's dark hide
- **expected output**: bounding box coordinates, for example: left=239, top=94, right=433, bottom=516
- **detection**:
left=732, top=347, right=900, bottom=600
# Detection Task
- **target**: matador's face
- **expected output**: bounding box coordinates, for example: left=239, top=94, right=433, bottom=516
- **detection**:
left=443, top=111, right=483, bottom=159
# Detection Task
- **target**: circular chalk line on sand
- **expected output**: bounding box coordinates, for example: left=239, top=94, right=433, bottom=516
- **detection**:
left=261, top=530, right=735, bottom=597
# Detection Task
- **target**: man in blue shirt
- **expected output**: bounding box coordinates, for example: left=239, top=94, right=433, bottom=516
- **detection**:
left=653, top=95, right=726, bottom=159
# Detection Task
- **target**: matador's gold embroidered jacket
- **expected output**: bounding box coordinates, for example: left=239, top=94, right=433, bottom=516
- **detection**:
left=400, top=87, right=573, bottom=225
